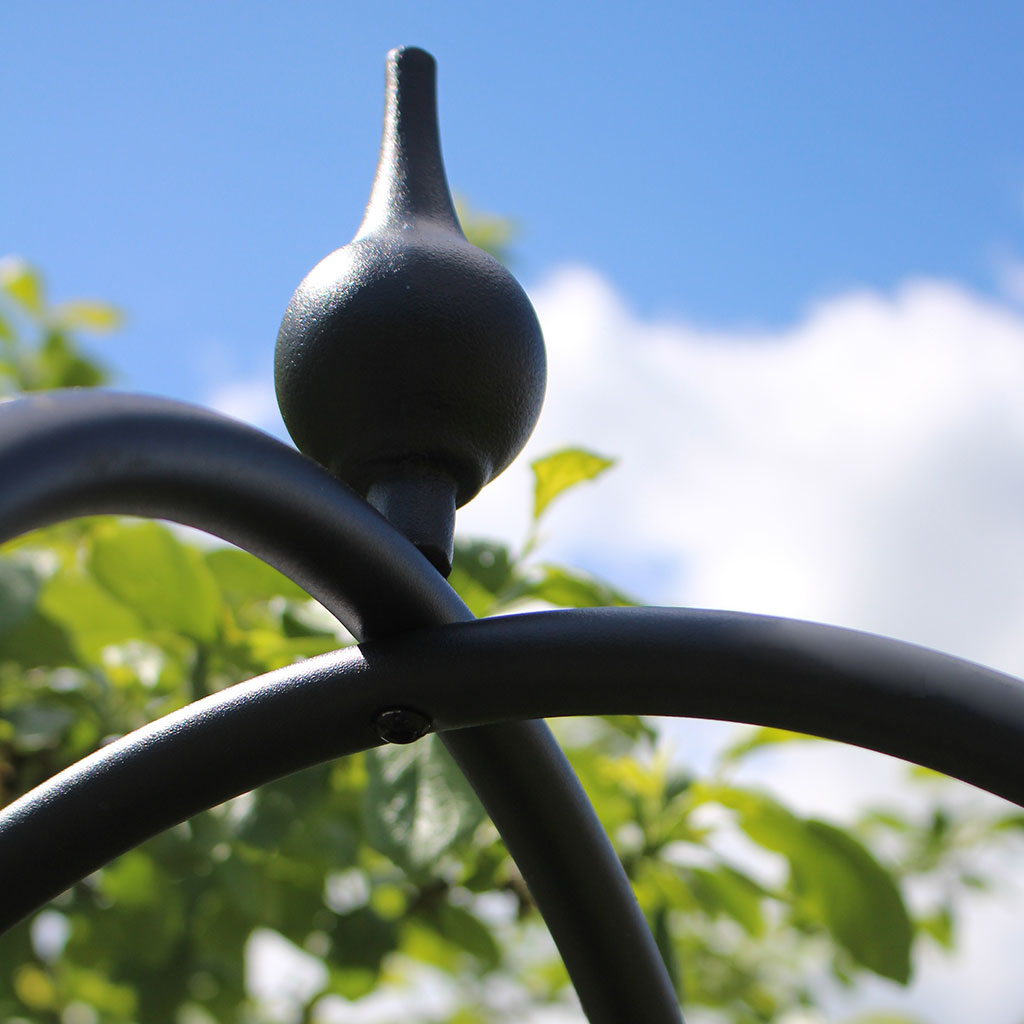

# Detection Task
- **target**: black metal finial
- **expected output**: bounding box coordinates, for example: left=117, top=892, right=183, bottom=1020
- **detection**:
left=275, top=46, right=547, bottom=576
left=356, top=46, right=463, bottom=237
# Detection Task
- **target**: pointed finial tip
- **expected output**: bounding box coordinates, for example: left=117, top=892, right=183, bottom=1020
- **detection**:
left=387, top=45, right=436, bottom=71
left=384, top=47, right=438, bottom=105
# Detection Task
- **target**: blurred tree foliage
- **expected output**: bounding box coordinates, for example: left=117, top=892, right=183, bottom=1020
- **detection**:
left=0, top=245, right=1021, bottom=1024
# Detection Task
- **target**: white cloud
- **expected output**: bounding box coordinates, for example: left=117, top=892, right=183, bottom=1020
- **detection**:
left=207, top=376, right=286, bottom=435
left=463, top=266, right=1024, bottom=677
left=995, top=250, right=1024, bottom=305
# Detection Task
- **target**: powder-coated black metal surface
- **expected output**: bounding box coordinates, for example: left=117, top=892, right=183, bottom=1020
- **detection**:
left=0, top=389, right=681, bottom=1024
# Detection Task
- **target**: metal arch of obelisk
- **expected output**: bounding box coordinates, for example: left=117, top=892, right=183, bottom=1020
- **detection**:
left=0, top=46, right=1023, bottom=1024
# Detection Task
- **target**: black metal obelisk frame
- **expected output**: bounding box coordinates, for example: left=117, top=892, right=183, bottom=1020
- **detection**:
left=0, top=47, right=1022, bottom=1024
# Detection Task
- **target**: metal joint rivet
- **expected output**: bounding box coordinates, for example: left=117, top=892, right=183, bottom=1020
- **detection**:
left=374, top=707, right=432, bottom=744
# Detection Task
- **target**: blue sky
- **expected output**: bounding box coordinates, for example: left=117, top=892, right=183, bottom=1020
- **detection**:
left=6, top=5, right=1024, bottom=1021
left=4, top=2, right=1024, bottom=399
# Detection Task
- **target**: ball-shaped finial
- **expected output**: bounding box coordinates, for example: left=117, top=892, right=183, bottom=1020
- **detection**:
left=275, top=47, right=546, bottom=575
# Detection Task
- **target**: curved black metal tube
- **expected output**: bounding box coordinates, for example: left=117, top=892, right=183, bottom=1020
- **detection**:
left=4, top=607, right=1024, bottom=997
left=0, top=391, right=467, bottom=638
left=407, top=607, right=1024, bottom=806
left=0, top=647, right=374, bottom=933
left=0, top=392, right=680, bottom=1024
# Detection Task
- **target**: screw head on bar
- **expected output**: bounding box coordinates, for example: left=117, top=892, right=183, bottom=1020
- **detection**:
left=374, top=707, right=432, bottom=745
left=275, top=47, right=547, bottom=575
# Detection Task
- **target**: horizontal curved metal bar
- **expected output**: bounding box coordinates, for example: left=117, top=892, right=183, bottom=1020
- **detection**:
left=4, top=608, right=1023, bottom=999
left=0, top=392, right=680, bottom=1024
left=389, top=607, right=1024, bottom=807
left=0, top=649, right=680, bottom=1024
left=0, top=646, right=375, bottom=933
left=0, top=390, right=467, bottom=638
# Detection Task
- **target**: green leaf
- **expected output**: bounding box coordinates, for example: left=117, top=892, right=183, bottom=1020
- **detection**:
left=445, top=566, right=499, bottom=617
left=530, top=448, right=615, bottom=521
left=5, top=704, right=76, bottom=753
left=842, top=1015, right=928, bottom=1024
left=426, top=901, right=501, bottom=969
left=460, top=840, right=509, bottom=894
left=599, top=714, right=659, bottom=742
left=651, top=903, right=683, bottom=998
left=695, top=782, right=805, bottom=852
left=861, top=809, right=915, bottom=833
left=54, top=963, right=138, bottom=1018
left=449, top=539, right=521, bottom=615
left=507, top=564, right=636, bottom=608
left=993, top=811, right=1024, bottom=831
left=68, top=853, right=187, bottom=968
left=326, top=965, right=377, bottom=1000
left=0, top=311, right=14, bottom=341
left=329, top=906, right=398, bottom=972
left=447, top=1009, right=489, bottom=1024
left=89, top=522, right=222, bottom=642
left=50, top=300, right=123, bottom=333
left=700, top=785, right=913, bottom=983
left=205, top=546, right=308, bottom=602
left=906, top=763, right=949, bottom=782
left=720, top=726, right=822, bottom=763
left=364, top=734, right=485, bottom=876
left=0, top=257, right=45, bottom=316
left=0, top=558, right=42, bottom=635
left=39, top=570, right=146, bottom=662
left=0, top=607, right=78, bottom=667
left=796, top=821, right=913, bottom=983
left=13, top=964, right=56, bottom=1011
left=245, top=631, right=341, bottom=669
left=455, top=196, right=517, bottom=264
left=688, top=865, right=766, bottom=937
left=97, top=850, right=164, bottom=908
left=918, top=905, right=954, bottom=950
left=958, top=871, right=991, bottom=891
left=451, top=539, right=514, bottom=595
left=34, top=330, right=108, bottom=389
left=401, top=916, right=461, bottom=971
